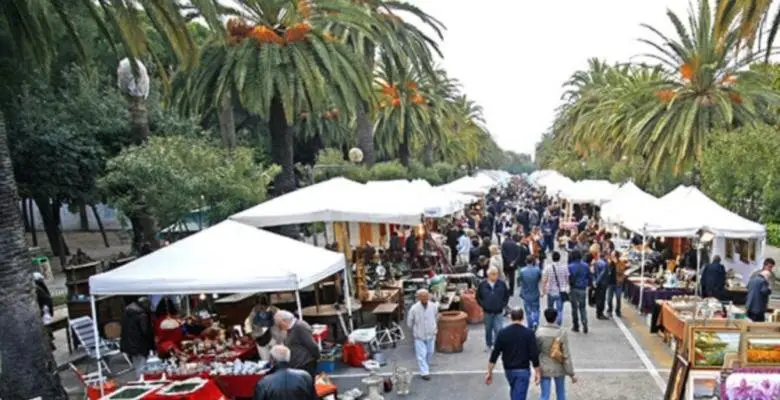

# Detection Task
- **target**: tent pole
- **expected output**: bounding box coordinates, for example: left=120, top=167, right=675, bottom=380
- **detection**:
left=343, top=265, right=354, bottom=332
left=639, top=228, right=646, bottom=315
left=90, top=294, right=105, bottom=397
left=696, top=243, right=701, bottom=297
left=295, top=290, right=303, bottom=320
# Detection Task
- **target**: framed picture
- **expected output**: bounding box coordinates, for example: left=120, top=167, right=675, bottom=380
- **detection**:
left=720, top=367, right=780, bottom=400
left=689, top=327, right=741, bottom=369
left=741, top=335, right=780, bottom=366
left=688, top=371, right=720, bottom=400
left=666, top=352, right=691, bottom=400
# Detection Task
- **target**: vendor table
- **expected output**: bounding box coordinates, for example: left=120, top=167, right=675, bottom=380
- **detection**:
left=302, top=302, right=362, bottom=342
left=144, top=379, right=225, bottom=400
left=141, top=373, right=337, bottom=399
left=361, top=289, right=400, bottom=313
left=624, top=279, right=692, bottom=314
left=184, top=345, right=258, bottom=364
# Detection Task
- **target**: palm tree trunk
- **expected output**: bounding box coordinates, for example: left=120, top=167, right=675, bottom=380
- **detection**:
left=33, top=196, right=68, bottom=266
left=218, top=93, right=237, bottom=150
left=269, top=95, right=299, bottom=238
left=423, top=141, right=434, bottom=167
left=356, top=45, right=376, bottom=166
left=399, top=126, right=411, bottom=167
left=28, top=198, right=37, bottom=246
left=0, top=114, right=68, bottom=399
left=356, top=103, right=375, bottom=166
left=125, top=95, right=158, bottom=251
left=91, top=204, right=110, bottom=248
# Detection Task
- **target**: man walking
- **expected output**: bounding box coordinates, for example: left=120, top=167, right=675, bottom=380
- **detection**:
left=592, top=254, right=610, bottom=320
left=485, top=308, right=541, bottom=400
left=120, top=297, right=155, bottom=379
left=541, top=251, right=568, bottom=326
left=518, top=255, right=542, bottom=330
left=407, top=289, right=438, bottom=381
left=568, top=251, right=591, bottom=334
left=746, top=258, right=776, bottom=322
left=502, top=233, right=522, bottom=295
left=477, top=267, right=510, bottom=351
left=274, top=310, right=320, bottom=378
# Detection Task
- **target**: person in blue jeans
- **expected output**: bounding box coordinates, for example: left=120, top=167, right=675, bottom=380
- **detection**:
left=485, top=308, right=541, bottom=400
left=567, top=250, right=592, bottom=334
left=476, top=267, right=510, bottom=351
left=536, top=309, right=577, bottom=400
left=518, top=255, right=542, bottom=330
left=541, top=251, right=569, bottom=326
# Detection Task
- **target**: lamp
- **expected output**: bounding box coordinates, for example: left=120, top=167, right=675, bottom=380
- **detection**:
left=348, top=147, right=364, bottom=163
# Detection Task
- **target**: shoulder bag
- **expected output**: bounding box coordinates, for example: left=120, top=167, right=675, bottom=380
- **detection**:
left=551, top=264, right=569, bottom=302
left=550, top=331, right=565, bottom=363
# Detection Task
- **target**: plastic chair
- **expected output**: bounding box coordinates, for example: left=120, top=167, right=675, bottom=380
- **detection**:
left=69, top=316, right=132, bottom=375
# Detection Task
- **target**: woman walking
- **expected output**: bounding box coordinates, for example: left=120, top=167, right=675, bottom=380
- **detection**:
left=536, top=309, right=577, bottom=400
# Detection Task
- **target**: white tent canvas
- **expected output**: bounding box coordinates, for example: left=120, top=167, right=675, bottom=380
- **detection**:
left=535, top=173, right=574, bottom=196
left=650, top=186, right=765, bottom=239
left=365, top=179, right=471, bottom=217
left=563, top=180, right=619, bottom=205
left=439, top=176, right=492, bottom=195
left=231, top=177, right=423, bottom=227
left=601, top=182, right=659, bottom=226
left=89, top=220, right=346, bottom=295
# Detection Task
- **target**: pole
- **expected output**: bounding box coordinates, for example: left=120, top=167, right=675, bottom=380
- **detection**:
left=696, top=242, right=702, bottom=297
left=343, top=265, right=354, bottom=332
left=90, top=295, right=105, bottom=397
left=310, top=168, right=318, bottom=247
left=295, top=290, right=303, bottom=319
left=639, top=227, right=646, bottom=315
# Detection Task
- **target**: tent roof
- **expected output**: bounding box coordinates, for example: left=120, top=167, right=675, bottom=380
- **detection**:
left=601, top=182, right=659, bottom=228
left=647, top=186, right=765, bottom=238
left=563, top=180, right=619, bottom=204
left=438, top=176, right=493, bottom=195
left=365, top=180, right=473, bottom=217
left=89, top=220, right=345, bottom=295
left=535, top=173, right=575, bottom=196
left=230, top=177, right=423, bottom=227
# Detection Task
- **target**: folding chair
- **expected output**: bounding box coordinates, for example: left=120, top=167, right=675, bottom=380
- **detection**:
left=69, top=316, right=133, bottom=375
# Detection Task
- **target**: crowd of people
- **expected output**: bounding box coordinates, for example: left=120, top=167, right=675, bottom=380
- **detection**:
left=408, top=178, right=638, bottom=399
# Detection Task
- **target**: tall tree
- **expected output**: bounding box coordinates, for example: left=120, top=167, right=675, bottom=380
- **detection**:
left=0, top=1, right=223, bottom=397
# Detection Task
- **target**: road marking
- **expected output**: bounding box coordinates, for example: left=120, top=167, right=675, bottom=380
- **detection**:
left=328, top=367, right=668, bottom=379
left=614, top=316, right=667, bottom=393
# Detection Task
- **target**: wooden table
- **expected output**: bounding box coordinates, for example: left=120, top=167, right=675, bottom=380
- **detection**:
left=302, top=302, right=362, bottom=342
left=45, top=306, right=72, bottom=353
left=381, top=280, right=405, bottom=318
left=361, top=289, right=400, bottom=313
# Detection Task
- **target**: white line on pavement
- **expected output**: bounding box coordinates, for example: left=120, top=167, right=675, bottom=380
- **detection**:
left=613, top=316, right=667, bottom=393
left=328, top=367, right=669, bottom=379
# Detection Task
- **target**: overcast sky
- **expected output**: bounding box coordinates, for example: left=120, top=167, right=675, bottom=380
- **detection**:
left=409, top=0, right=690, bottom=156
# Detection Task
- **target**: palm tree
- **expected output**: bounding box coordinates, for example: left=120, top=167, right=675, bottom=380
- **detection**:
left=629, top=0, right=779, bottom=177
left=174, top=1, right=375, bottom=238
left=340, top=0, right=444, bottom=166
left=0, top=1, right=222, bottom=398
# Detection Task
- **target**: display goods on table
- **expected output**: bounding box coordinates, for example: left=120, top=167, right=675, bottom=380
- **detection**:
left=101, top=384, right=164, bottom=399
left=720, top=367, right=780, bottom=400
left=689, top=327, right=742, bottom=369
left=175, top=334, right=257, bottom=364
left=659, top=297, right=747, bottom=343
left=743, top=337, right=780, bottom=365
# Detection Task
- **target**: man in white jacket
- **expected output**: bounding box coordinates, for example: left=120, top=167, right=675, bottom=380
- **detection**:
left=406, top=289, right=439, bottom=380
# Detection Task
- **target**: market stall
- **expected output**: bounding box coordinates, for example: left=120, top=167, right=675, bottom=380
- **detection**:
left=437, top=175, right=494, bottom=196
left=87, top=220, right=350, bottom=397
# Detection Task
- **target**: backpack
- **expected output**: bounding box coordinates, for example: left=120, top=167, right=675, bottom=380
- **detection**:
left=550, top=333, right=565, bottom=363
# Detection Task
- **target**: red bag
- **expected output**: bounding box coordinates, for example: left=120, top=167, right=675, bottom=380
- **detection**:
left=342, top=343, right=368, bottom=367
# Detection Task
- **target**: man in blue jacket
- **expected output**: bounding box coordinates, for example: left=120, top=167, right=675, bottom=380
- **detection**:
left=592, top=253, right=610, bottom=320
left=476, top=267, right=510, bottom=351
left=568, top=251, right=591, bottom=334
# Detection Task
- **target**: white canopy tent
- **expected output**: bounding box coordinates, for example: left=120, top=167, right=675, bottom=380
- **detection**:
left=562, top=180, right=620, bottom=205
left=600, top=182, right=659, bottom=226
left=438, top=176, right=493, bottom=196
left=528, top=169, right=557, bottom=183
left=535, top=173, right=575, bottom=196
left=365, top=179, right=474, bottom=217
left=230, top=177, right=423, bottom=227
left=88, top=220, right=349, bottom=395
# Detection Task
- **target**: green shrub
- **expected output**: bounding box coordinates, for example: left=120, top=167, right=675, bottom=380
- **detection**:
left=767, top=223, right=780, bottom=247
left=370, top=161, right=408, bottom=180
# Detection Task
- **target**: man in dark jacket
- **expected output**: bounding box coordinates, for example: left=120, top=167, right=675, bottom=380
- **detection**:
left=568, top=251, right=591, bottom=334
left=746, top=258, right=776, bottom=322
left=592, top=254, right=610, bottom=320
left=120, top=297, right=155, bottom=379
left=275, top=310, right=320, bottom=377
left=446, top=224, right=461, bottom=266
left=501, top=234, right=522, bottom=295
left=701, top=255, right=727, bottom=300
left=254, top=345, right=316, bottom=400
left=476, top=267, right=510, bottom=351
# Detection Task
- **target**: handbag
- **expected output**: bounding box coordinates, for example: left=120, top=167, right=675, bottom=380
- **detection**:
left=550, top=333, right=565, bottom=363
left=551, top=264, right=569, bottom=302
